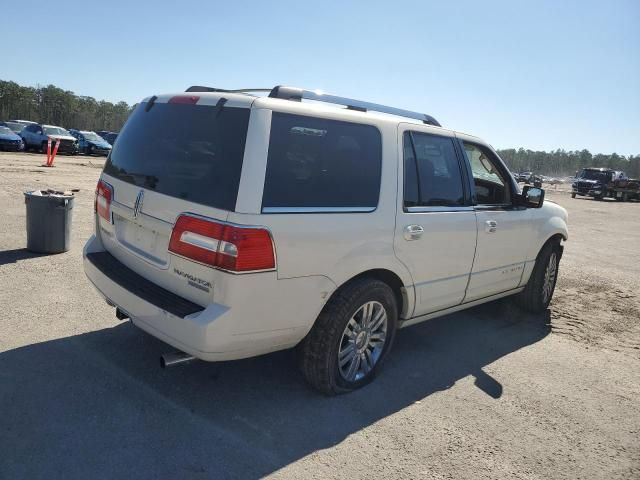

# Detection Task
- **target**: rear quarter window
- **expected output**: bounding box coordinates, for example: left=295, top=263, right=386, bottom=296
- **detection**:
left=262, top=113, right=382, bottom=212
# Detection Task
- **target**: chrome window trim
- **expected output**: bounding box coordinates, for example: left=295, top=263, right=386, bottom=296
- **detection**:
left=405, top=206, right=474, bottom=213
left=262, top=206, right=376, bottom=214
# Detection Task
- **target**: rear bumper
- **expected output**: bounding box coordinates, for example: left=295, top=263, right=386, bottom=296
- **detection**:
left=83, top=235, right=333, bottom=361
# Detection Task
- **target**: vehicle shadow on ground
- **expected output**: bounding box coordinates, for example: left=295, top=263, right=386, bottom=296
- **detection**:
left=0, top=301, right=550, bottom=479
left=0, top=248, right=52, bottom=266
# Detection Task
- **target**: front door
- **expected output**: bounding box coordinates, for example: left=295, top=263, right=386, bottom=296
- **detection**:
left=457, top=138, right=532, bottom=301
left=394, top=126, right=477, bottom=317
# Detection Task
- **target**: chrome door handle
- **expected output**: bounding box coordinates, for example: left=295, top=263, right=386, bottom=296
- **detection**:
left=485, top=220, right=497, bottom=233
left=404, top=224, right=424, bottom=241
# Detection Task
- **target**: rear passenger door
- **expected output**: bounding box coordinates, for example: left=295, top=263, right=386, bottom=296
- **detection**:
left=394, top=126, right=478, bottom=317
left=458, top=139, right=532, bottom=301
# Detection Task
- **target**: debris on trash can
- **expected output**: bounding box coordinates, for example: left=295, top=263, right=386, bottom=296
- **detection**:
left=24, top=189, right=75, bottom=254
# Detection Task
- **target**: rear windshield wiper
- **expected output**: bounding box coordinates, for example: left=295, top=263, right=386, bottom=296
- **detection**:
left=145, top=95, right=158, bottom=112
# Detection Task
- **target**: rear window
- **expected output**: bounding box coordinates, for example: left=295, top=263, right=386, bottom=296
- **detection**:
left=104, top=101, right=250, bottom=211
left=262, top=113, right=382, bottom=212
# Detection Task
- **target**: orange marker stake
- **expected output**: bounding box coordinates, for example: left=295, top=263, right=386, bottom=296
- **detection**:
left=46, top=138, right=52, bottom=165
left=49, top=139, right=61, bottom=166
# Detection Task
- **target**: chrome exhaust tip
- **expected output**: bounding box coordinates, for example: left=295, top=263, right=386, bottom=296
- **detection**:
left=160, top=351, right=196, bottom=368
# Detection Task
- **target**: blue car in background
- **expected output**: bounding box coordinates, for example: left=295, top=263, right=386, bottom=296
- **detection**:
left=69, top=129, right=112, bottom=156
left=0, top=121, right=27, bottom=135
left=0, top=125, right=25, bottom=151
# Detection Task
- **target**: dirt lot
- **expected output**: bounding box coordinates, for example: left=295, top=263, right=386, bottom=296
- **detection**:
left=1, top=151, right=638, bottom=480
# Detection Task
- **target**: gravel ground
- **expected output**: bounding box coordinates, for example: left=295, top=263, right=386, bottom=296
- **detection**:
left=0, top=152, right=638, bottom=480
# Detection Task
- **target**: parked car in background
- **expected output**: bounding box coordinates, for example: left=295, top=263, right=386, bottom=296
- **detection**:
left=69, top=129, right=112, bottom=156
left=104, top=132, right=118, bottom=146
left=83, top=85, right=568, bottom=394
left=0, top=121, right=28, bottom=134
left=571, top=167, right=627, bottom=200
left=9, top=119, right=37, bottom=126
left=20, top=123, right=79, bottom=154
left=0, top=126, right=25, bottom=151
left=546, top=177, right=563, bottom=185
left=517, top=171, right=533, bottom=183
left=96, top=130, right=113, bottom=140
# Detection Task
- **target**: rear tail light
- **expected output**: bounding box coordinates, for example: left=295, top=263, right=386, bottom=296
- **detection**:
left=169, top=214, right=276, bottom=273
left=95, top=179, right=113, bottom=222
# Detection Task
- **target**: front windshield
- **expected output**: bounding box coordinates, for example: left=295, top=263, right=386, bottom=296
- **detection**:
left=0, top=126, right=13, bottom=135
left=578, top=170, right=610, bottom=182
left=43, top=127, right=70, bottom=136
left=82, top=132, right=103, bottom=141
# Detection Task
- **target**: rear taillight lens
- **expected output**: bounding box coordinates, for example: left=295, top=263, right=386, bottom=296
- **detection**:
left=95, top=179, right=113, bottom=222
left=169, top=214, right=275, bottom=273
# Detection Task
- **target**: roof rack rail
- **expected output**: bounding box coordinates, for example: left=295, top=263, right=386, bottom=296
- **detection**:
left=184, top=85, right=441, bottom=126
left=269, top=86, right=442, bottom=127
left=185, top=86, right=272, bottom=94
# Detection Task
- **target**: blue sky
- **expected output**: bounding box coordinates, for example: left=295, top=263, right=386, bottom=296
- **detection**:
left=3, top=0, right=639, bottom=154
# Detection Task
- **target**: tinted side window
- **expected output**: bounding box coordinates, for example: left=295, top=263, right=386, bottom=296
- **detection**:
left=403, top=131, right=465, bottom=207
left=262, top=113, right=382, bottom=211
left=462, top=142, right=510, bottom=205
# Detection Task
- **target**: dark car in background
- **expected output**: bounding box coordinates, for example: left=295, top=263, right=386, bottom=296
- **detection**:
left=0, top=126, right=25, bottom=151
left=0, top=121, right=27, bottom=135
left=69, top=129, right=112, bottom=156
left=517, top=171, right=534, bottom=183
left=20, top=123, right=79, bottom=154
left=571, top=167, right=627, bottom=200
left=96, top=130, right=112, bottom=140
left=104, top=132, right=118, bottom=146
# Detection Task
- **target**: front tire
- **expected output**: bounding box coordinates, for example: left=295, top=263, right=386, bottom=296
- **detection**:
left=516, top=241, right=561, bottom=313
left=571, top=192, right=576, bottom=198
left=299, top=278, right=398, bottom=395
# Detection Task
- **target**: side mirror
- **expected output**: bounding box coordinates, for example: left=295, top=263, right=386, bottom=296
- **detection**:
left=522, top=185, right=544, bottom=208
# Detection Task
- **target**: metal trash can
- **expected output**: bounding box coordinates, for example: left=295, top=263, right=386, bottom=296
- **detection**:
left=24, top=190, right=75, bottom=254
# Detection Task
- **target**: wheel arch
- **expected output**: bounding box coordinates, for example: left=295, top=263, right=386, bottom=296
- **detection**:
left=326, top=268, right=411, bottom=321
left=542, top=233, right=564, bottom=259
left=520, top=232, right=565, bottom=288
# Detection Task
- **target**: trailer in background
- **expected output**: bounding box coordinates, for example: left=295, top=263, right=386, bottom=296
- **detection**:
left=611, top=178, right=640, bottom=202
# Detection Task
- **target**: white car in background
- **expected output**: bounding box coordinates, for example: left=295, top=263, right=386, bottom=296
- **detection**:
left=84, top=85, right=568, bottom=394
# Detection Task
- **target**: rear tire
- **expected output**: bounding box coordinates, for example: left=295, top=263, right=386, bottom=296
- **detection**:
left=571, top=192, right=576, bottom=198
left=299, top=278, right=398, bottom=395
left=516, top=241, right=561, bottom=313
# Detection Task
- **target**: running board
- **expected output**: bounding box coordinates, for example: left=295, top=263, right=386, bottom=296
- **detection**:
left=399, top=288, right=524, bottom=328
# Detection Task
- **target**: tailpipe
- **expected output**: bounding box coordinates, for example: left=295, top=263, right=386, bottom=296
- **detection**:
left=160, top=351, right=196, bottom=368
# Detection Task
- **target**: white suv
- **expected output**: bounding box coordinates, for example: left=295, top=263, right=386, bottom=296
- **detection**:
left=83, top=86, right=568, bottom=394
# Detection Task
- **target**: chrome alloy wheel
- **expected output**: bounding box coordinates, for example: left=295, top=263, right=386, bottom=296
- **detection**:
left=338, top=301, right=388, bottom=382
left=542, top=252, right=558, bottom=304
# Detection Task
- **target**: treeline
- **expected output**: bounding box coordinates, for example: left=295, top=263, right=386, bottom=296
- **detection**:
left=0, top=80, right=133, bottom=132
left=1, top=79, right=638, bottom=177
left=497, top=148, right=640, bottom=178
